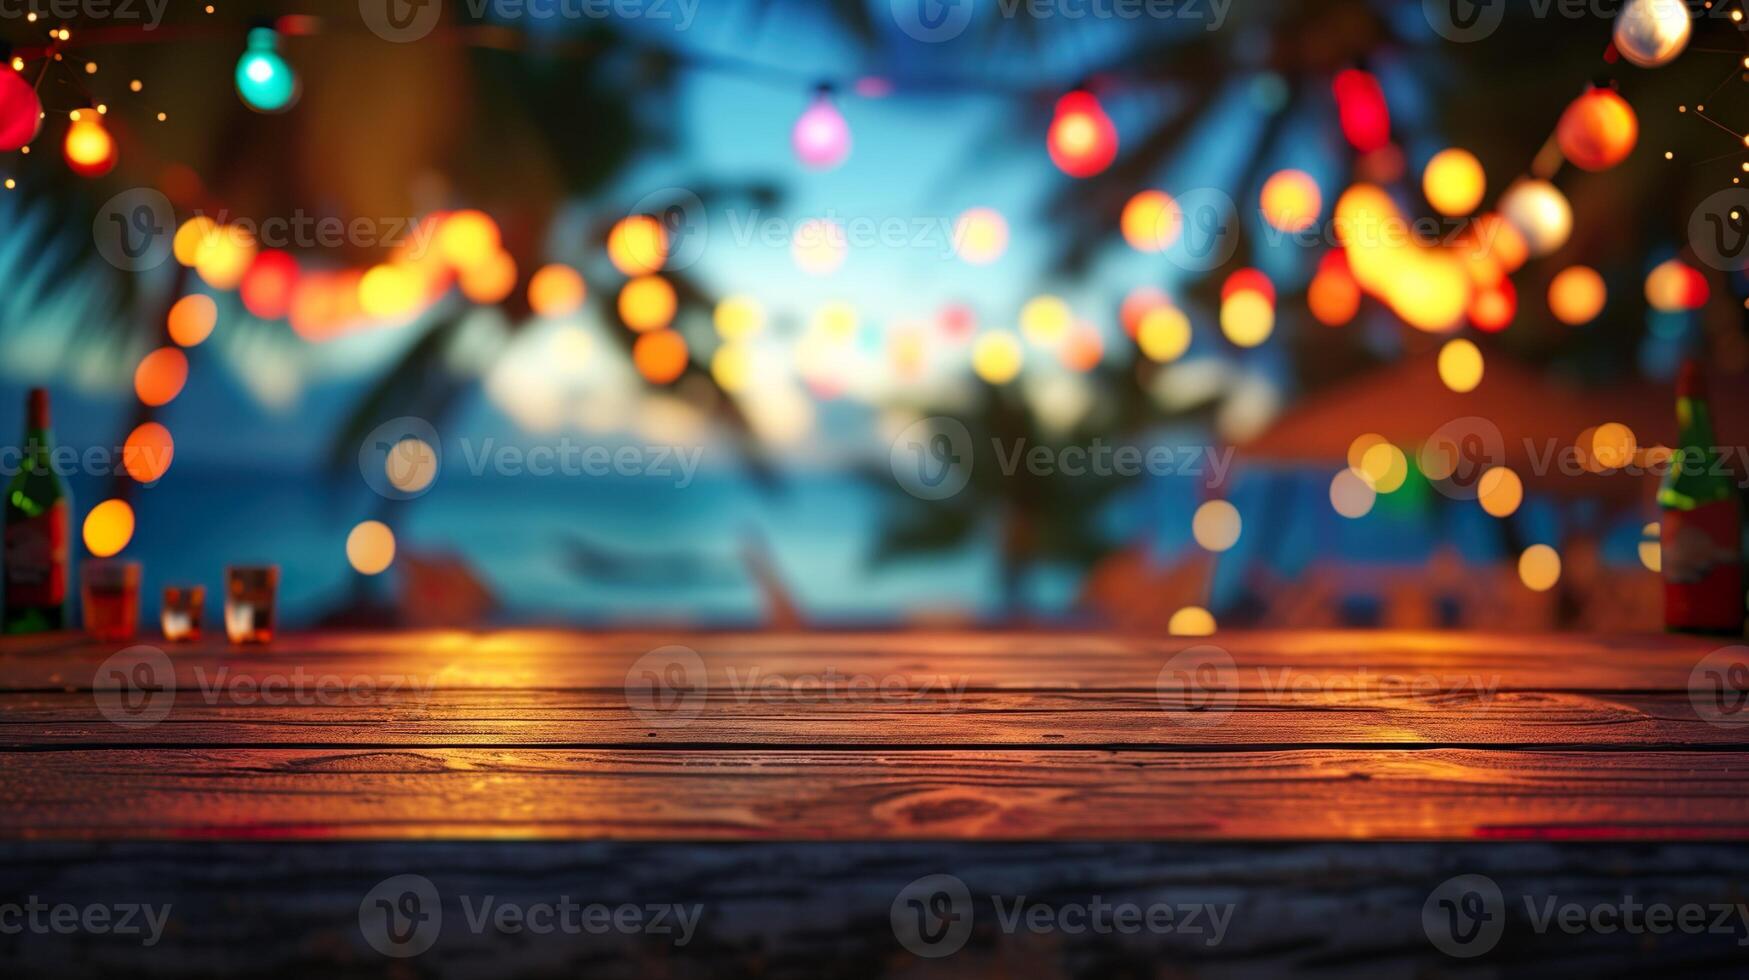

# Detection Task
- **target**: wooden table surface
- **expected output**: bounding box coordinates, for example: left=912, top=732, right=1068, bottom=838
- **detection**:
left=3, top=628, right=1746, bottom=842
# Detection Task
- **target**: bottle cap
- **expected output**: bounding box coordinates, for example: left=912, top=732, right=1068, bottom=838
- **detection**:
left=1677, top=360, right=1707, bottom=399
left=26, top=388, right=49, bottom=430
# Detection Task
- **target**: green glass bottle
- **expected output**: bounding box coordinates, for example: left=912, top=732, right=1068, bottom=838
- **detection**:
left=1658, top=362, right=1744, bottom=634
left=3, top=389, right=72, bottom=633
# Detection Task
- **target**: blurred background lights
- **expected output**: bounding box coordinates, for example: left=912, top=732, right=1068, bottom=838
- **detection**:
left=1499, top=180, right=1572, bottom=257
left=1639, top=522, right=1662, bottom=573
left=386, top=437, right=437, bottom=494
left=1556, top=87, right=1637, bottom=172
left=122, top=422, right=174, bottom=484
left=1519, top=544, right=1562, bottom=592
left=1047, top=90, right=1118, bottom=178
left=953, top=207, right=1009, bottom=265
left=1136, top=305, right=1192, bottom=362
left=346, top=520, right=397, bottom=576
left=1329, top=468, right=1376, bottom=518
left=1422, top=149, right=1486, bottom=216
left=607, top=214, right=668, bottom=276
left=1548, top=266, right=1606, bottom=325
left=1438, top=338, right=1484, bottom=393
left=1192, top=500, right=1242, bottom=552
left=619, top=275, right=677, bottom=332
left=1020, top=295, right=1072, bottom=346
left=792, top=90, right=850, bottom=170
left=1478, top=466, right=1524, bottom=518
left=1121, top=190, right=1181, bottom=252
left=633, top=329, right=689, bottom=384
left=234, top=26, right=298, bottom=113
left=82, top=499, right=135, bottom=557
left=714, top=295, right=765, bottom=341
left=167, top=294, right=217, bottom=347
left=972, top=331, right=1023, bottom=384
left=1259, top=169, right=1321, bottom=232
left=1167, top=606, right=1217, bottom=636
left=1613, top=0, right=1692, bottom=68
left=1220, top=290, right=1274, bottom=348
left=134, top=347, right=189, bottom=406
left=528, top=264, right=585, bottom=317
left=63, top=109, right=115, bottom=177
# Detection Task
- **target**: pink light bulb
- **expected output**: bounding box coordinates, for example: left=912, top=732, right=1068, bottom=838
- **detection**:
left=792, top=94, right=851, bottom=170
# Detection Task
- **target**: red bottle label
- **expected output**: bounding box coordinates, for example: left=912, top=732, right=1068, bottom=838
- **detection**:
left=1663, top=499, right=1745, bottom=633
left=4, top=499, right=69, bottom=607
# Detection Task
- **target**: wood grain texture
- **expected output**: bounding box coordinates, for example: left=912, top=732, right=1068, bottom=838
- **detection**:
left=1, top=690, right=1741, bottom=748
left=0, top=630, right=1745, bottom=843
left=4, top=748, right=1749, bottom=841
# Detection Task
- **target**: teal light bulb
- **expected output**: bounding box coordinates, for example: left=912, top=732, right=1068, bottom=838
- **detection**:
left=235, top=27, right=297, bottom=113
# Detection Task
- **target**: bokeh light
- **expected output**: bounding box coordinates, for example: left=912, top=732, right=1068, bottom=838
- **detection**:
left=1121, top=191, right=1181, bottom=252
left=1137, top=305, right=1192, bottom=362
left=528, top=264, right=586, bottom=317
left=1329, top=469, right=1377, bottom=518
left=619, top=275, right=677, bottom=332
left=1192, top=500, right=1242, bottom=552
left=1423, top=148, right=1486, bottom=216
left=167, top=294, right=217, bottom=347
left=792, top=218, right=848, bottom=276
left=135, top=347, right=189, bottom=406
left=715, top=295, right=765, bottom=341
left=1477, top=466, right=1524, bottom=518
left=122, top=422, right=174, bottom=484
left=346, top=520, right=397, bottom=576
left=608, top=215, right=669, bottom=276
left=1220, top=290, right=1274, bottom=348
left=954, top=208, right=1009, bottom=265
left=633, top=329, right=689, bottom=384
left=1438, top=338, right=1484, bottom=393
left=1548, top=266, right=1606, bottom=325
left=1259, top=170, right=1321, bottom=232
left=1168, top=606, right=1217, bottom=637
left=82, top=499, right=135, bottom=557
left=1518, top=544, right=1562, bottom=592
left=972, top=331, right=1023, bottom=384
left=1020, top=295, right=1072, bottom=346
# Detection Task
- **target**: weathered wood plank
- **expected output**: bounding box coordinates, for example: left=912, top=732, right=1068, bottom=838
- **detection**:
left=5, top=841, right=1749, bottom=978
left=3, top=748, right=1748, bottom=841
left=1, top=689, right=1741, bottom=748
left=0, top=629, right=1729, bottom=692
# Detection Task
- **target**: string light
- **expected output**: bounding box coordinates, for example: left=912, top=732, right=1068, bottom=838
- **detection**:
left=235, top=25, right=298, bottom=112
left=792, top=87, right=850, bottom=170
left=1047, top=90, right=1118, bottom=178
left=0, top=67, right=43, bottom=151
left=62, top=109, right=116, bottom=177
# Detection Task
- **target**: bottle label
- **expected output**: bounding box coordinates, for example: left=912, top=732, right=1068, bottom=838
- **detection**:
left=1664, top=499, right=1746, bottom=632
left=4, top=499, right=69, bottom=607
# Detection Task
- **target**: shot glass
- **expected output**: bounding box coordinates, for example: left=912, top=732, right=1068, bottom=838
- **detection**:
left=224, top=565, right=279, bottom=644
left=81, top=560, right=141, bottom=641
left=161, top=585, right=206, bottom=643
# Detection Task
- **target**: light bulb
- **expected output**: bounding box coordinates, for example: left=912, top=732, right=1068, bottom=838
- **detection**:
left=792, top=90, right=850, bottom=170
left=236, top=26, right=298, bottom=113
left=63, top=110, right=116, bottom=177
